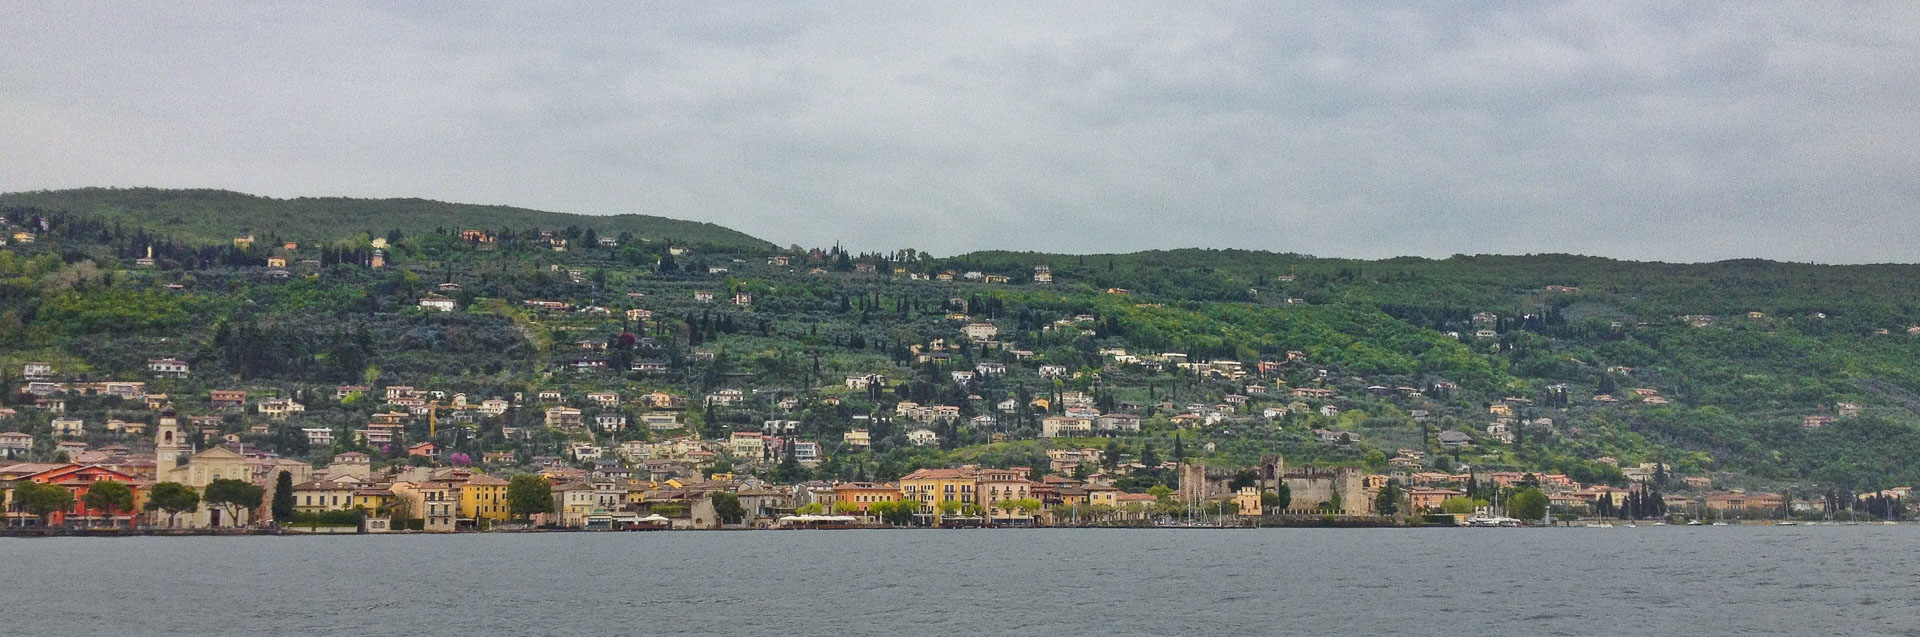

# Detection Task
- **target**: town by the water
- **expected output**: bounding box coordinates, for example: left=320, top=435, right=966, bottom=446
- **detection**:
left=1, top=192, right=1914, bottom=534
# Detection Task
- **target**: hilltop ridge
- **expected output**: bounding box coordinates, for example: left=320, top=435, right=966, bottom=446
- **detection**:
left=0, top=187, right=775, bottom=249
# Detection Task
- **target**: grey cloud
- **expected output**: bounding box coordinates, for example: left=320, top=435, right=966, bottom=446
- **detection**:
left=2, top=1, right=1917, bottom=263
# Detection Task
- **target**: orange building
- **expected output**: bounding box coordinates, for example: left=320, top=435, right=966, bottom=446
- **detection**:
left=1409, top=487, right=1465, bottom=512
left=3, top=464, right=146, bottom=526
left=832, top=482, right=899, bottom=513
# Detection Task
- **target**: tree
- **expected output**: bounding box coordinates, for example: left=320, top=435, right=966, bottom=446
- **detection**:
left=204, top=478, right=264, bottom=527
left=1373, top=480, right=1404, bottom=517
left=506, top=474, right=553, bottom=520
left=15, top=481, right=74, bottom=526
left=831, top=501, right=863, bottom=516
left=1509, top=487, right=1549, bottom=523
left=144, top=481, right=200, bottom=528
left=1147, top=485, right=1174, bottom=502
left=711, top=492, right=746, bottom=525
left=271, top=471, right=296, bottom=527
left=795, top=502, right=825, bottom=515
left=1440, top=496, right=1478, bottom=514
left=82, top=480, right=135, bottom=528
left=1262, top=484, right=1290, bottom=511
left=1002, top=497, right=1042, bottom=519
left=869, top=500, right=908, bottom=525
left=937, top=499, right=964, bottom=517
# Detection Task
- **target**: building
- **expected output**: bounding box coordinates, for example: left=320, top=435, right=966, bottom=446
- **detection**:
left=0, top=432, right=31, bottom=459
left=419, top=296, right=457, bottom=312
left=550, top=481, right=597, bottom=528
left=51, top=417, right=84, bottom=437
left=844, top=373, right=885, bottom=390
left=1041, top=416, right=1094, bottom=438
left=293, top=480, right=360, bottom=513
left=258, top=399, right=305, bottom=419
left=1410, top=488, right=1465, bottom=512
left=545, top=407, right=584, bottom=429
left=963, top=322, right=999, bottom=341
left=302, top=428, right=335, bottom=447
left=2, top=464, right=145, bottom=527
left=594, top=414, right=628, bottom=431
left=833, top=482, right=898, bottom=515
left=459, top=473, right=512, bottom=524
left=900, top=467, right=977, bottom=524
left=148, top=358, right=191, bottom=376
left=210, top=390, right=247, bottom=409
left=390, top=481, right=458, bottom=532
left=641, top=413, right=680, bottom=430
left=975, top=468, right=1035, bottom=521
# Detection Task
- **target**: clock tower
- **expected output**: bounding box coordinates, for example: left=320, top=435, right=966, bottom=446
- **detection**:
left=155, top=410, right=190, bottom=476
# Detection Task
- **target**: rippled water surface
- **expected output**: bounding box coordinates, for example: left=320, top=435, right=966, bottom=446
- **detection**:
left=5, top=526, right=1917, bottom=636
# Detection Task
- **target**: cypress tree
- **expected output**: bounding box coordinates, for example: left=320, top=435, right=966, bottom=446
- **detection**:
left=271, top=470, right=296, bottom=527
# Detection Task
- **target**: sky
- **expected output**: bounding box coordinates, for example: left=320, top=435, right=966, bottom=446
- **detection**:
left=3, top=2, right=1918, bottom=263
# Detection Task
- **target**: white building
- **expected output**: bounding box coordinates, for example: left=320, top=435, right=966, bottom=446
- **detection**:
left=963, top=322, right=999, bottom=341
left=302, top=428, right=336, bottom=446
left=148, top=358, right=191, bottom=376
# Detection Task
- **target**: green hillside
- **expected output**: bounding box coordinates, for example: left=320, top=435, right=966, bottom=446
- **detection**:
left=4, top=191, right=1920, bottom=516
left=0, top=187, right=773, bottom=248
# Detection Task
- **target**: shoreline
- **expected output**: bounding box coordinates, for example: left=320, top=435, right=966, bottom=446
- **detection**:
left=4, top=519, right=1891, bottom=537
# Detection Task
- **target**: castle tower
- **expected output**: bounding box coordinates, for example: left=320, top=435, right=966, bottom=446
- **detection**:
left=155, top=411, right=190, bottom=476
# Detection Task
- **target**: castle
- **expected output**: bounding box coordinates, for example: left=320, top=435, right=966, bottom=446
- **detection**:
left=1177, top=455, right=1370, bottom=516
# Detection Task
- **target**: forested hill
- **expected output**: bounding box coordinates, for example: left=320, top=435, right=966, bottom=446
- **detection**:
left=0, top=188, right=774, bottom=249
left=6, top=188, right=1920, bottom=497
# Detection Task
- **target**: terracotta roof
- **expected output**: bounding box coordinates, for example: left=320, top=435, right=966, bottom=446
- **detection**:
left=901, top=467, right=976, bottom=481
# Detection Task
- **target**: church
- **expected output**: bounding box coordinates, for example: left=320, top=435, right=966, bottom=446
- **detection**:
left=153, top=412, right=310, bottom=527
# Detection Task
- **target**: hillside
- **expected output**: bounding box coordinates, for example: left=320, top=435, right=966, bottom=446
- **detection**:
left=0, top=187, right=774, bottom=249
left=3, top=195, right=1919, bottom=514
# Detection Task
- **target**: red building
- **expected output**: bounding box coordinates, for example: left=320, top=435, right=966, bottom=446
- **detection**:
left=5, top=464, right=146, bottom=527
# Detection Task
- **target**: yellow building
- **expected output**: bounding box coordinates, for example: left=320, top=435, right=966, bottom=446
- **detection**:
left=899, top=468, right=977, bottom=523
left=1084, top=484, right=1119, bottom=508
left=459, top=473, right=511, bottom=522
left=551, top=481, right=596, bottom=528
left=1235, top=487, right=1263, bottom=516
left=351, top=487, right=394, bottom=513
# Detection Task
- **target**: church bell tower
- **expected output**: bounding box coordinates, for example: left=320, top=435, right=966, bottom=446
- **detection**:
left=156, top=410, right=190, bottom=476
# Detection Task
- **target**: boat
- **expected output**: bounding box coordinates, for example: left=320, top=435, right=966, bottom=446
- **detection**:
left=1776, top=521, right=1797, bottom=526
left=1884, top=521, right=1898, bottom=525
left=776, top=514, right=863, bottom=530
left=1686, top=520, right=1703, bottom=526
left=1584, top=522, right=1613, bottom=528
left=1712, top=521, right=1729, bottom=526
left=1653, top=522, right=1668, bottom=526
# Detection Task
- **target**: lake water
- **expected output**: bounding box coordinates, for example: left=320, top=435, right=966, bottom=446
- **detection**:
left=4, top=526, right=1916, bottom=636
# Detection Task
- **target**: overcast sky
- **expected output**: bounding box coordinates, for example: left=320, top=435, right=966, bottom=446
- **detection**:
left=3, top=2, right=1917, bottom=263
